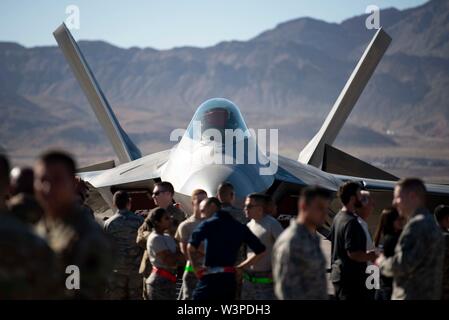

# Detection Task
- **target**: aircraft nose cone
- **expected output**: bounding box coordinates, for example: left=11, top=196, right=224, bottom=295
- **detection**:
left=178, top=164, right=274, bottom=202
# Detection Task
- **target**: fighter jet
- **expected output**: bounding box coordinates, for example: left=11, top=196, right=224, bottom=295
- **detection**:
left=53, top=24, right=449, bottom=229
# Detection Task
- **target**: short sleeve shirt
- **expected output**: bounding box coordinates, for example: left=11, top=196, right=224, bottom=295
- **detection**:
left=175, top=215, right=203, bottom=243
left=329, top=210, right=367, bottom=283
left=189, top=210, right=265, bottom=267
left=247, top=215, right=284, bottom=272
left=175, top=215, right=204, bottom=266
left=146, top=231, right=177, bottom=270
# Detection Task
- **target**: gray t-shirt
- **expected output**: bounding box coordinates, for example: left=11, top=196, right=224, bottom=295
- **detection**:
left=247, top=214, right=284, bottom=272
left=146, top=231, right=176, bottom=270
left=175, top=215, right=204, bottom=267
left=175, top=215, right=203, bottom=243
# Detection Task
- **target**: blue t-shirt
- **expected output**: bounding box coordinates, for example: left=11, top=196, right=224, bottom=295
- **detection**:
left=189, top=210, right=265, bottom=267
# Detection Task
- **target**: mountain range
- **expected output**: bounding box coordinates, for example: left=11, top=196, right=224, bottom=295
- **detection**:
left=1, top=0, right=448, bottom=181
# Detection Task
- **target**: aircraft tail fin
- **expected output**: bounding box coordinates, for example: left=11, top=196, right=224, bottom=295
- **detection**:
left=322, top=144, right=398, bottom=180
left=298, top=28, right=391, bottom=168
left=53, top=23, right=141, bottom=164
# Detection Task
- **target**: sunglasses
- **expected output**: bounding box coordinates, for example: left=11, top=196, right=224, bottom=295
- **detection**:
left=152, top=190, right=168, bottom=196
left=244, top=204, right=262, bottom=209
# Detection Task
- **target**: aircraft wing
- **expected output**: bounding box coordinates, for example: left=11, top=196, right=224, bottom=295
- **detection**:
left=271, top=155, right=449, bottom=210
left=333, top=173, right=449, bottom=211
left=273, top=155, right=342, bottom=191
left=334, top=173, right=449, bottom=195
left=77, top=148, right=172, bottom=189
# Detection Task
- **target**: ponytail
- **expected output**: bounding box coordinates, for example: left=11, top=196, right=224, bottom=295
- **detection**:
left=146, top=207, right=167, bottom=230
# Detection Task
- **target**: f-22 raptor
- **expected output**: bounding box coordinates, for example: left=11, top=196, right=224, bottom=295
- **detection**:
left=53, top=23, right=449, bottom=232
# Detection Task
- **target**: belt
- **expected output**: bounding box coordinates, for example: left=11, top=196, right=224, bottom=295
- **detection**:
left=243, top=272, right=273, bottom=284
left=197, top=266, right=236, bottom=279
left=152, top=267, right=177, bottom=283
left=184, top=265, right=195, bottom=273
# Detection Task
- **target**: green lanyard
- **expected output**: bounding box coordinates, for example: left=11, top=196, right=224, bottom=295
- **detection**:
left=243, top=272, right=273, bottom=284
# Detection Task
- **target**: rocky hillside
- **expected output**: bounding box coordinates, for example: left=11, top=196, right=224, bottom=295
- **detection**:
left=1, top=0, right=448, bottom=180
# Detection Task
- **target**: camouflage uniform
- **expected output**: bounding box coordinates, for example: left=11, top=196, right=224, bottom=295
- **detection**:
left=442, top=230, right=449, bottom=300
left=379, top=208, right=444, bottom=300
left=167, top=203, right=187, bottom=237
left=178, top=268, right=198, bottom=300
left=137, top=214, right=152, bottom=299
left=0, top=211, right=59, bottom=299
left=8, top=193, right=44, bottom=225
left=146, top=272, right=177, bottom=300
left=36, top=205, right=113, bottom=299
left=222, top=205, right=247, bottom=299
left=241, top=271, right=276, bottom=300
left=272, top=220, right=328, bottom=300
left=104, top=209, right=144, bottom=299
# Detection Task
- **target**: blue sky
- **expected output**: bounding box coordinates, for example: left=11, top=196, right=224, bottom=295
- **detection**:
left=1, top=0, right=427, bottom=49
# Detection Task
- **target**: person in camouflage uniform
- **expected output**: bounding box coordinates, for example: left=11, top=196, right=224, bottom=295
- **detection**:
left=8, top=166, right=44, bottom=225
left=136, top=215, right=152, bottom=299
left=175, top=189, right=208, bottom=300
left=378, top=178, right=445, bottom=300
left=151, top=181, right=186, bottom=235
left=136, top=211, right=151, bottom=300
left=242, top=193, right=283, bottom=300
left=0, top=212, right=60, bottom=299
left=0, top=154, right=59, bottom=299
left=8, top=193, right=44, bottom=226
left=434, top=205, right=449, bottom=300
left=104, top=191, right=144, bottom=299
left=34, top=151, right=113, bottom=299
left=74, top=176, right=95, bottom=220
left=272, top=186, right=331, bottom=300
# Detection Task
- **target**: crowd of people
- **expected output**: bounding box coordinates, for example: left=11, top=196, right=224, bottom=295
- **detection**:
left=0, top=150, right=448, bottom=300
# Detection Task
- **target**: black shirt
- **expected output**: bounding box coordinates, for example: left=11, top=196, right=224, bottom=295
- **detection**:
left=382, top=233, right=400, bottom=258
left=189, top=210, right=265, bottom=267
left=328, top=210, right=367, bottom=284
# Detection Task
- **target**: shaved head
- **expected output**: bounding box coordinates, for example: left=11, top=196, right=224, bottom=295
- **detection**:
left=217, top=182, right=234, bottom=205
